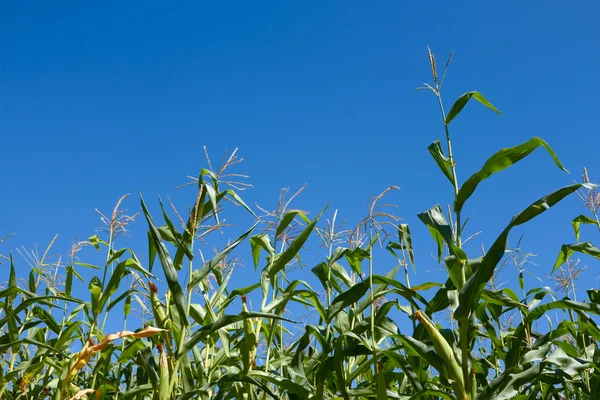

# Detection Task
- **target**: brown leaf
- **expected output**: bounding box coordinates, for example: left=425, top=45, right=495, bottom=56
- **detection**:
left=65, top=327, right=165, bottom=387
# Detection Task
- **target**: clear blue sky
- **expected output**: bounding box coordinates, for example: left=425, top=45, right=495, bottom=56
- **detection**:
left=2, top=2, right=600, bottom=326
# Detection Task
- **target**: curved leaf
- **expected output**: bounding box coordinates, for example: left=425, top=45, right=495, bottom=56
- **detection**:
left=571, top=214, right=599, bottom=241
left=428, top=140, right=454, bottom=184
left=179, top=312, right=293, bottom=359
left=456, top=183, right=594, bottom=319
left=445, top=91, right=502, bottom=125
left=553, top=241, right=600, bottom=272
left=455, top=137, right=567, bottom=214
left=141, top=194, right=188, bottom=326
left=266, top=206, right=326, bottom=278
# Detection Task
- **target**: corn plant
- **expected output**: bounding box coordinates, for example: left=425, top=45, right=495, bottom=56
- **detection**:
left=2, top=49, right=600, bottom=400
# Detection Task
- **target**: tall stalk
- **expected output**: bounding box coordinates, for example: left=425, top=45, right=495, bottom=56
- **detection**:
left=428, top=47, right=473, bottom=399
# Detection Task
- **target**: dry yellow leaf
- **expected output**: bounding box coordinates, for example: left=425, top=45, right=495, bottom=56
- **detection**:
left=68, top=389, right=99, bottom=400
left=64, top=326, right=165, bottom=387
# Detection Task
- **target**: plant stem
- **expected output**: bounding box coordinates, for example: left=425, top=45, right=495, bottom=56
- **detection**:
left=436, top=88, right=472, bottom=399
left=369, top=222, right=378, bottom=384
left=436, top=93, right=462, bottom=249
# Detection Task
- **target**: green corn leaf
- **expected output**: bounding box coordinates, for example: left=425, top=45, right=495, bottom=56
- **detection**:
left=250, top=233, right=275, bottom=270
left=266, top=206, right=327, bottom=279
left=28, top=269, right=36, bottom=293
left=107, top=289, right=136, bottom=313
left=395, top=336, right=445, bottom=377
left=89, top=276, right=103, bottom=317
left=276, top=210, right=309, bottom=238
left=248, top=371, right=313, bottom=398
left=96, top=259, right=130, bottom=315
left=408, top=389, right=456, bottom=400
left=382, top=350, right=424, bottom=392
left=454, top=137, right=567, bottom=215
left=428, top=140, right=454, bottom=184
left=0, top=337, right=66, bottom=355
left=571, top=214, right=599, bottom=241
left=124, top=293, right=131, bottom=317
left=172, top=177, right=207, bottom=271
left=345, top=247, right=370, bottom=275
left=141, top=194, right=189, bottom=327
left=32, top=306, right=60, bottom=334
left=526, top=299, right=600, bottom=322
left=54, top=321, right=83, bottom=350
left=179, top=312, right=292, bottom=359
left=477, top=364, right=543, bottom=400
left=418, top=205, right=466, bottom=263
left=106, top=248, right=127, bottom=266
left=481, top=289, right=526, bottom=309
left=334, top=339, right=350, bottom=400
left=136, top=346, right=159, bottom=389
left=8, top=253, right=16, bottom=292
left=65, top=265, right=73, bottom=297
left=553, top=241, right=600, bottom=272
left=159, top=198, right=194, bottom=265
left=398, top=223, right=415, bottom=271
left=226, top=189, right=257, bottom=218
left=445, top=91, right=502, bottom=125
left=417, top=205, right=451, bottom=262
left=215, top=373, right=277, bottom=400
left=312, top=262, right=343, bottom=293
left=455, top=183, right=593, bottom=320
left=412, top=282, right=442, bottom=291
left=204, top=183, right=220, bottom=225
left=314, top=357, right=334, bottom=400
left=121, top=384, right=153, bottom=400
left=328, top=266, right=400, bottom=322
left=189, top=223, right=257, bottom=290
left=326, top=280, right=369, bottom=322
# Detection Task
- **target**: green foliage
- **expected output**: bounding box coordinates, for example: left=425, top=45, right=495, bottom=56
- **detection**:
left=1, top=50, right=600, bottom=400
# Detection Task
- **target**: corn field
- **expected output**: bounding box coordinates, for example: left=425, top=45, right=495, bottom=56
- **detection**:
left=2, top=50, right=600, bottom=400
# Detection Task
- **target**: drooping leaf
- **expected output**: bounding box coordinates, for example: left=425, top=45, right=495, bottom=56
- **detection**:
left=64, top=327, right=165, bottom=389
left=418, top=205, right=466, bottom=263
left=312, top=262, right=343, bottom=294
left=445, top=91, right=502, bottom=125
left=248, top=371, right=313, bottom=398
left=326, top=280, right=369, bottom=322
left=456, top=183, right=593, bottom=320
left=428, top=140, right=454, bottom=184
left=454, top=137, right=567, bottom=215
left=250, top=233, right=275, bottom=270
left=571, top=214, right=599, bottom=241
left=345, top=247, right=370, bottom=275
left=481, top=289, right=526, bottom=309
left=408, top=389, right=455, bottom=400
left=553, top=241, right=600, bottom=272
left=226, top=189, right=258, bottom=219
left=276, top=210, right=309, bottom=238
left=417, top=205, right=451, bottom=262
left=478, top=364, right=543, bottom=400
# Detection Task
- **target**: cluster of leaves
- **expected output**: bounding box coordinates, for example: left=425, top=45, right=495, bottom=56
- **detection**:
left=2, top=51, right=600, bottom=400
